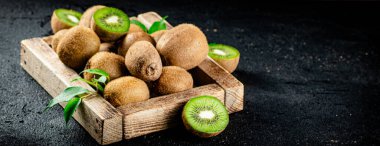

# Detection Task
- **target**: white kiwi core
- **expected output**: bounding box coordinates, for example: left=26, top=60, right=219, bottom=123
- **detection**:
left=212, top=49, right=227, bottom=56
left=67, top=15, right=79, bottom=23
left=199, top=110, right=215, bottom=119
left=105, top=15, right=119, bottom=24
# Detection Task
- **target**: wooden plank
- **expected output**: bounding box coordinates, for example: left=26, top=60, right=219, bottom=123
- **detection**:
left=117, top=84, right=225, bottom=139
left=197, top=57, right=244, bottom=113
left=137, top=12, right=244, bottom=113
left=20, top=38, right=122, bottom=145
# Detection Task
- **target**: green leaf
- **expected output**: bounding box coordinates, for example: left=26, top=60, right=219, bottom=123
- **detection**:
left=64, top=97, right=81, bottom=124
left=148, top=16, right=168, bottom=34
left=97, top=76, right=107, bottom=84
left=130, top=19, right=147, bottom=32
left=80, top=69, right=110, bottom=82
left=45, top=86, right=89, bottom=111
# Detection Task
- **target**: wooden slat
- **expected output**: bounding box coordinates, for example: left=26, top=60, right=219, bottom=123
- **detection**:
left=20, top=38, right=122, bottom=145
left=117, top=84, right=225, bottom=139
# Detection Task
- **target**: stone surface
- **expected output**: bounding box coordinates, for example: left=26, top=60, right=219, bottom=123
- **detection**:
left=0, top=0, right=379, bottom=145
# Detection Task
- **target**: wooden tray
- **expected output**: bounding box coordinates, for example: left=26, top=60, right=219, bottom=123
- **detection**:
left=19, top=12, right=244, bottom=145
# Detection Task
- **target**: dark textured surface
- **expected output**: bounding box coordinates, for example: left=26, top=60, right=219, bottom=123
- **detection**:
left=1, top=0, right=380, bottom=145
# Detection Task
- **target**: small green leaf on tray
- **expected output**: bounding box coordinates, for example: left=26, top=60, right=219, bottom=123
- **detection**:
left=45, top=86, right=89, bottom=111
left=80, top=69, right=110, bottom=82
left=97, top=76, right=107, bottom=84
left=64, top=97, right=82, bottom=124
left=148, top=16, right=168, bottom=34
left=131, top=19, right=148, bottom=32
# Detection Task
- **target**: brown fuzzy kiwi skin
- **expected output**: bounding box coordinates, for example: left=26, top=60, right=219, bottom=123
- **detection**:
left=150, top=30, right=167, bottom=43
left=51, top=29, right=68, bottom=52
left=155, top=66, right=193, bottom=95
left=156, top=24, right=208, bottom=70
left=182, top=110, right=224, bottom=138
left=79, top=5, right=106, bottom=28
left=124, top=41, right=162, bottom=82
left=51, top=11, right=72, bottom=33
left=118, top=32, right=155, bottom=57
left=99, top=42, right=115, bottom=52
left=212, top=56, right=240, bottom=73
left=104, top=76, right=149, bottom=107
left=128, top=24, right=145, bottom=33
left=84, top=52, right=127, bottom=81
left=90, top=16, right=126, bottom=42
left=57, top=26, right=100, bottom=70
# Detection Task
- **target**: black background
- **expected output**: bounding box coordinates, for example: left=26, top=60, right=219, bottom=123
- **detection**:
left=1, top=0, right=380, bottom=145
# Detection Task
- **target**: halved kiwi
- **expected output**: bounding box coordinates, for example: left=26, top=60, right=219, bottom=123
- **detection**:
left=208, top=43, right=240, bottom=73
left=182, top=95, right=229, bottom=138
left=51, top=9, right=82, bottom=33
left=91, top=7, right=130, bottom=42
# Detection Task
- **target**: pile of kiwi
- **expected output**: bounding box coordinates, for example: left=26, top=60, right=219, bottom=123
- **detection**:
left=50, top=5, right=240, bottom=138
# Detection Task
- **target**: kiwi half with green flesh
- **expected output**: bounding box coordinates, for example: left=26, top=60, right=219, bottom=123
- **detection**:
left=79, top=5, right=106, bottom=28
left=51, top=29, right=68, bottom=52
left=155, top=66, right=193, bottom=95
left=84, top=52, right=127, bottom=81
left=51, top=9, right=82, bottom=33
left=104, top=76, right=149, bottom=107
left=118, top=32, right=155, bottom=57
left=182, top=95, right=229, bottom=138
left=91, top=7, right=130, bottom=42
left=208, top=43, right=240, bottom=73
left=57, top=26, right=100, bottom=70
left=150, top=30, right=167, bottom=43
left=124, top=41, right=162, bottom=82
left=156, top=24, right=208, bottom=70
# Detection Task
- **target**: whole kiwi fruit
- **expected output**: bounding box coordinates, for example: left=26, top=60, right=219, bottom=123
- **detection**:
left=155, top=66, right=193, bottom=95
left=129, top=24, right=145, bottom=33
left=91, top=7, right=130, bottom=42
left=104, top=76, right=150, bottom=107
left=156, top=24, right=208, bottom=70
left=51, top=9, right=82, bottom=33
left=118, top=32, right=155, bottom=57
left=124, top=41, right=162, bottom=82
left=150, top=30, right=167, bottom=43
left=79, top=5, right=106, bottom=28
left=57, top=26, right=100, bottom=70
left=208, top=43, right=240, bottom=73
left=84, top=52, right=127, bottom=81
left=51, top=29, right=68, bottom=52
left=99, top=42, right=115, bottom=52
left=182, top=95, right=229, bottom=138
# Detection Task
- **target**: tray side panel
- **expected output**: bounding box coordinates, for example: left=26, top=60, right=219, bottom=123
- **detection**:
left=117, top=84, right=225, bottom=139
left=20, top=38, right=122, bottom=145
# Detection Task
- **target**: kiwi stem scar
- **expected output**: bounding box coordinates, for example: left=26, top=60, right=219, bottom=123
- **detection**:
left=105, top=15, right=119, bottom=24
left=199, top=110, right=215, bottom=119
left=67, top=15, right=79, bottom=23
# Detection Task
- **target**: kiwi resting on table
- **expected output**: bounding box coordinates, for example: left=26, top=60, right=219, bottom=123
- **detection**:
left=91, top=7, right=130, bottom=42
left=57, top=26, right=100, bottom=70
left=155, top=66, right=193, bottom=95
left=118, top=32, right=155, bottom=57
left=51, top=9, right=82, bottom=33
left=104, top=76, right=150, bottom=107
left=79, top=5, right=106, bottom=28
left=182, top=96, right=229, bottom=138
left=156, top=24, right=208, bottom=70
left=208, top=43, right=240, bottom=73
left=84, top=52, right=127, bottom=81
left=51, top=29, right=68, bottom=52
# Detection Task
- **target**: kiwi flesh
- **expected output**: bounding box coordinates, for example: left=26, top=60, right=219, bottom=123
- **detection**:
left=57, top=26, right=100, bottom=70
left=104, top=76, right=150, bottom=107
left=51, top=29, right=68, bottom=52
left=118, top=32, right=155, bottom=57
left=155, top=66, right=193, bottom=95
left=124, top=41, right=162, bottom=82
left=84, top=52, right=127, bottom=81
left=91, top=7, right=130, bottom=42
left=208, top=44, right=240, bottom=73
left=150, top=30, right=167, bottom=43
left=182, top=95, right=229, bottom=138
left=51, top=9, right=82, bottom=33
left=156, top=24, right=208, bottom=70
left=79, top=5, right=106, bottom=28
